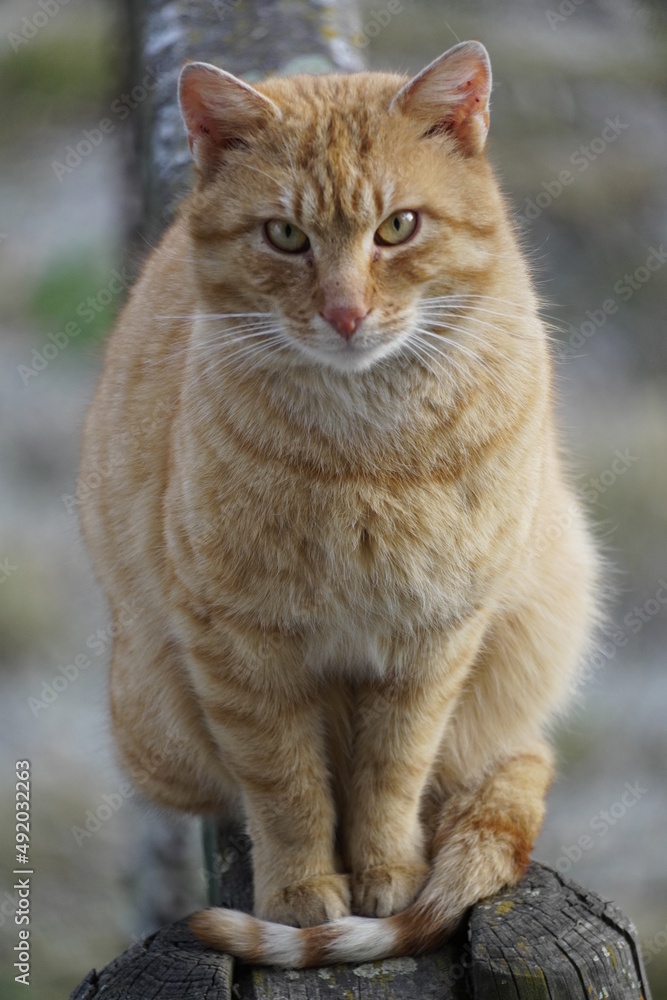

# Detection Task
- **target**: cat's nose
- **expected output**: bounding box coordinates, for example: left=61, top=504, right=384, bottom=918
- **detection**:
left=321, top=304, right=369, bottom=340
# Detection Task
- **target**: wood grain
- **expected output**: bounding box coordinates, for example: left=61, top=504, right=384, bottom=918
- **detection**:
left=70, top=862, right=652, bottom=998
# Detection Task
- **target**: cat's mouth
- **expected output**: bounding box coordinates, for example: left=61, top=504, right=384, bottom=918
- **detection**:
left=285, top=317, right=410, bottom=374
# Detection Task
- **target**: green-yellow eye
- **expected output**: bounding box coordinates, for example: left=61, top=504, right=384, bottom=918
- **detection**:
left=374, top=210, right=419, bottom=246
left=265, top=219, right=310, bottom=253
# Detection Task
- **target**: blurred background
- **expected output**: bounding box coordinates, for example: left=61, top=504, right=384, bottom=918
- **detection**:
left=0, top=0, right=665, bottom=995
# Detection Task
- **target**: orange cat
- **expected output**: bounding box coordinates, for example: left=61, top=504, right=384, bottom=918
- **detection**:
left=78, top=41, right=599, bottom=966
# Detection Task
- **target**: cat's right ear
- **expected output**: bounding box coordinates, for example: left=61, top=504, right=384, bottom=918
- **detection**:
left=391, top=41, right=492, bottom=157
left=178, top=62, right=280, bottom=173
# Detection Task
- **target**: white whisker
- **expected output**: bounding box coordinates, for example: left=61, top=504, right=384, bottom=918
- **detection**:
left=418, top=302, right=539, bottom=344
left=198, top=335, right=292, bottom=380
left=404, top=338, right=450, bottom=390
left=409, top=330, right=470, bottom=384
left=420, top=293, right=527, bottom=310
left=420, top=303, right=528, bottom=326
left=156, top=312, right=273, bottom=322
left=412, top=326, right=499, bottom=379
left=418, top=322, right=513, bottom=365
left=147, top=325, right=287, bottom=367
left=188, top=323, right=284, bottom=346
left=419, top=294, right=572, bottom=335
left=208, top=342, right=292, bottom=382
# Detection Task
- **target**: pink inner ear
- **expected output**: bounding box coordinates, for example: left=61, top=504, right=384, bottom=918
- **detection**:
left=179, top=63, right=280, bottom=165
left=180, top=69, right=226, bottom=147
left=394, top=42, right=492, bottom=156
left=439, top=64, right=490, bottom=144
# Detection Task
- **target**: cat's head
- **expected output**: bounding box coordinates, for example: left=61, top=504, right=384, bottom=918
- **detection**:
left=178, top=42, right=514, bottom=375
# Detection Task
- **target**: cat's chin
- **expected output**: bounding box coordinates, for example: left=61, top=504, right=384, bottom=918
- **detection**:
left=289, top=336, right=407, bottom=376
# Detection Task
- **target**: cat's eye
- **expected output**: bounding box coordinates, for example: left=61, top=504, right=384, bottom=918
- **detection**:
left=265, top=219, right=310, bottom=253
left=374, top=211, right=419, bottom=247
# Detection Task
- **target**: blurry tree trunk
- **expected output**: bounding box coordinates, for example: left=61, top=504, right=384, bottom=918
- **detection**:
left=118, top=0, right=364, bottom=935
left=125, top=0, right=364, bottom=239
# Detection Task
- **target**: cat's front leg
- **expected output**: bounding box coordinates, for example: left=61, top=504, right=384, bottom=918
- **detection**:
left=189, top=641, right=349, bottom=927
left=344, top=631, right=482, bottom=918
left=249, top=808, right=351, bottom=928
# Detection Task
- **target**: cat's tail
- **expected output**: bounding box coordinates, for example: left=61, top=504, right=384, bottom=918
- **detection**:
left=189, top=895, right=455, bottom=968
left=189, top=748, right=550, bottom=966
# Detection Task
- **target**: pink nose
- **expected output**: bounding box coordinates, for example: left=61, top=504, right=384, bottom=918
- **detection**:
left=321, top=304, right=368, bottom=340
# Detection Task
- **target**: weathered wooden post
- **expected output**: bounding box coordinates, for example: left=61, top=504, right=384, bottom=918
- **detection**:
left=70, top=2, right=653, bottom=997
left=71, top=860, right=652, bottom=998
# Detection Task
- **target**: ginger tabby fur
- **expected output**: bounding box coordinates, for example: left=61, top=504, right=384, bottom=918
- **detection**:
left=79, top=41, right=599, bottom=966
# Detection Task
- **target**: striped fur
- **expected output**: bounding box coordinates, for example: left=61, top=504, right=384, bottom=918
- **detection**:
left=79, top=42, right=599, bottom=966
left=189, top=909, right=410, bottom=968
left=189, top=747, right=553, bottom=965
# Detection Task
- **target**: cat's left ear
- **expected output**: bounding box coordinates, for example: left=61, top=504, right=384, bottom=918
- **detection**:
left=391, top=41, right=491, bottom=157
left=179, top=61, right=280, bottom=172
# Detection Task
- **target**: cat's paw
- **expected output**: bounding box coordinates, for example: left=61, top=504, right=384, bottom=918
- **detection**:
left=352, top=863, right=429, bottom=918
left=260, top=873, right=351, bottom=927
